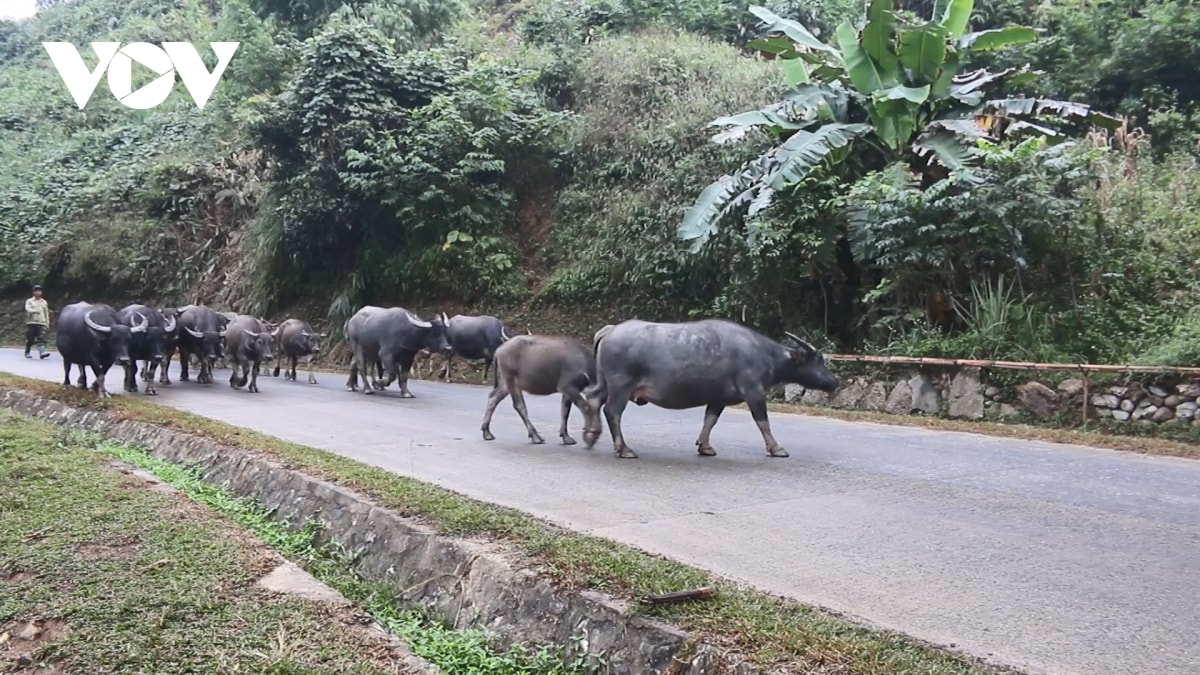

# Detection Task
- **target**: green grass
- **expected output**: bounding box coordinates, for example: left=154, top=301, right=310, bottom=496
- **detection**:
left=0, top=409, right=591, bottom=675
left=0, top=410, right=415, bottom=674
left=0, top=373, right=1014, bottom=674
left=94, top=433, right=593, bottom=675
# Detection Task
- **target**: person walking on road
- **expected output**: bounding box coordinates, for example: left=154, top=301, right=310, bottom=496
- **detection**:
left=24, top=285, right=51, bottom=359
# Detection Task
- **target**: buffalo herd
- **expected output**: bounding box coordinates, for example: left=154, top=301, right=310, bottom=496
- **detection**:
left=49, top=300, right=840, bottom=460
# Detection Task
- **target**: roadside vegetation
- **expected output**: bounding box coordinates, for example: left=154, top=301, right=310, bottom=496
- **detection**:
left=0, top=375, right=1014, bottom=673
left=0, top=408, right=591, bottom=674
left=1, top=0, right=1198, bottom=368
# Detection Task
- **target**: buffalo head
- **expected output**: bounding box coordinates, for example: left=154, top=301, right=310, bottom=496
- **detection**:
left=781, top=331, right=838, bottom=393
left=85, top=309, right=139, bottom=366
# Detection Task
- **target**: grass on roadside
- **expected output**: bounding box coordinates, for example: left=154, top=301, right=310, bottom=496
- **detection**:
left=0, top=410, right=417, bottom=674
left=0, top=410, right=591, bottom=675
left=92, top=428, right=592, bottom=675
left=0, top=373, right=1014, bottom=674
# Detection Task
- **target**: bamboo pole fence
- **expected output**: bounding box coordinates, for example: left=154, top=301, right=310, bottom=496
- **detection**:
left=820, top=354, right=1200, bottom=423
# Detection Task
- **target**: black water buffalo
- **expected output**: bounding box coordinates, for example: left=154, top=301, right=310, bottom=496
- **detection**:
left=117, top=304, right=176, bottom=395
left=177, top=304, right=227, bottom=384
left=480, top=334, right=601, bottom=446
left=436, top=313, right=518, bottom=382
left=153, top=306, right=183, bottom=386
left=271, top=318, right=325, bottom=384
left=223, top=314, right=274, bottom=393
left=344, top=305, right=451, bottom=398
left=582, top=319, right=839, bottom=459
left=55, top=302, right=141, bottom=398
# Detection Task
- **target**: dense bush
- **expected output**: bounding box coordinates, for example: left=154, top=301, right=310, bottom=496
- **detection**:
left=2, top=0, right=1199, bottom=366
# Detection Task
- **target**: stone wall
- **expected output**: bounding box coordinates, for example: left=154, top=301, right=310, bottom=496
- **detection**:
left=782, top=366, right=1200, bottom=428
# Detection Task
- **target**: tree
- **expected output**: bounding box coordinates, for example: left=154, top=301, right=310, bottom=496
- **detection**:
left=677, top=0, right=1123, bottom=252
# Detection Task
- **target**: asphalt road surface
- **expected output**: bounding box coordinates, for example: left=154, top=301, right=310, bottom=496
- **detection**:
left=3, top=348, right=1199, bottom=675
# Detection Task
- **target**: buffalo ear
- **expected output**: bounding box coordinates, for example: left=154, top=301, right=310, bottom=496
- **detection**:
left=789, top=348, right=811, bottom=364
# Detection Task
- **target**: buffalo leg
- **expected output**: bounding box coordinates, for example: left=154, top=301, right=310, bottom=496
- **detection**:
left=273, top=357, right=282, bottom=378
left=601, top=389, right=637, bottom=459
left=124, top=362, right=138, bottom=393
left=62, top=359, right=72, bottom=387
left=559, top=388, right=592, bottom=445
left=509, top=385, right=544, bottom=444
left=90, top=363, right=111, bottom=398
left=558, top=394, right=576, bottom=445
left=480, top=379, right=510, bottom=441
left=178, top=348, right=190, bottom=382
left=345, top=349, right=360, bottom=392
left=76, top=364, right=88, bottom=390
left=248, top=361, right=260, bottom=393
left=439, top=353, right=453, bottom=381
left=396, top=356, right=417, bottom=398
left=482, top=358, right=492, bottom=384
left=143, top=361, right=158, bottom=396
left=159, top=350, right=173, bottom=385
left=695, top=403, right=725, bottom=456
left=746, top=395, right=787, bottom=457
left=305, top=354, right=317, bottom=384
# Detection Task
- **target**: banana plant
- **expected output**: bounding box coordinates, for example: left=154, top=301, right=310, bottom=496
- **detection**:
left=678, top=0, right=1122, bottom=252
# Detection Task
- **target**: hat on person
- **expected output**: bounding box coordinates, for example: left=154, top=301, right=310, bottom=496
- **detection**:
left=32, top=285, right=42, bottom=291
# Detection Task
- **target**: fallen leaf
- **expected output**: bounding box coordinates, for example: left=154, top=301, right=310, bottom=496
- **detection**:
left=0, top=630, right=11, bottom=646
left=145, top=558, right=172, bottom=571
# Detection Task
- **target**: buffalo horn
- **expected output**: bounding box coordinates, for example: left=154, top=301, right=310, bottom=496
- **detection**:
left=131, top=311, right=149, bottom=333
left=440, top=311, right=449, bottom=324
left=84, top=310, right=112, bottom=334
left=163, top=314, right=177, bottom=333
left=272, top=326, right=282, bottom=337
left=500, top=325, right=511, bottom=341
left=783, top=331, right=816, bottom=353
left=185, top=327, right=204, bottom=339
left=243, top=328, right=260, bottom=338
left=405, top=311, right=431, bottom=328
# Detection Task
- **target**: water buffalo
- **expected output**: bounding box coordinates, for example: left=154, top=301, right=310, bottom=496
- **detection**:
left=582, top=319, right=839, bottom=459
left=117, top=304, right=176, bottom=395
left=344, top=305, right=451, bottom=397
left=55, top=301, right=141, bottom=398
left=435, top=314, right=519, bottom=383
left=176, top=304, right=227, bottom=384
left=153, top=306, right=183, bottom=386
left=416, top=323, right=530, bottom=381
left=224, top=314, right=274, bottom=393
left=271, top=318, right=325, bottom=384
left=480, top=334, right=601, bottom=446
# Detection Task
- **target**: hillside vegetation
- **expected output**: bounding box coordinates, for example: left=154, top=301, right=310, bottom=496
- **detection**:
left=1, top=0, right=1199, bottom=366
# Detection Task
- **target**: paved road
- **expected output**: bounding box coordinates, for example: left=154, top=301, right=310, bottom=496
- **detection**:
left=4, top=349, right=1199, bottom=674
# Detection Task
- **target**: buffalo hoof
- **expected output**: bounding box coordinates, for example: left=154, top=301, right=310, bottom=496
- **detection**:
left=696, top=443, right=717, bottom=457
left=308, top=376, right=318, bottom=385
left=482, top=430, right=495, bottom=441
left=529, top=435, right=545, bottom=445
left=616, top=447, right=638, bottom=459
left=249, top=384, right=258, bottom=393
left=582, top=432, right=600, bottom=449
left=560, top=435, right=577, bottom=446
left=767, top=446, right=789, bottom=458
left=144, top=386, right=157, bottom=396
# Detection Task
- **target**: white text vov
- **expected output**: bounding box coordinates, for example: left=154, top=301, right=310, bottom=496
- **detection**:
left=42, top=41, right=240, bottom=110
